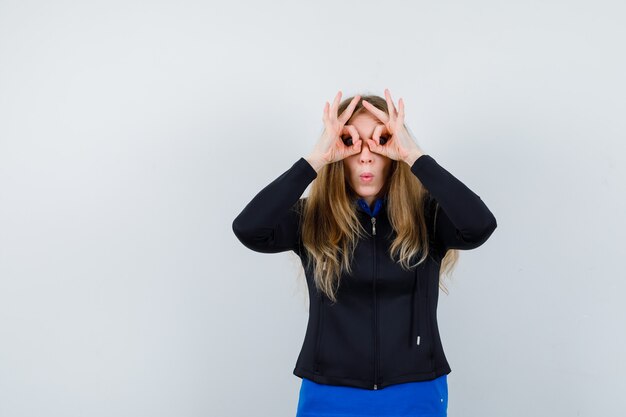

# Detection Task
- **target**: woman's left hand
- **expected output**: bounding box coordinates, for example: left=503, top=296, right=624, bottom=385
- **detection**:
left=361, top=88, right=424, bottom=165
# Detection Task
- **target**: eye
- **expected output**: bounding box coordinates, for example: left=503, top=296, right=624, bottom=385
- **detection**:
left=341, top=136, right=353, bottom=146
left=379, top=136, right=389, bottom=145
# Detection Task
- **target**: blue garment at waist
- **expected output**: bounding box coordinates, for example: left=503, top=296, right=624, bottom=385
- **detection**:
left=296, top=375, right=448, bottom=417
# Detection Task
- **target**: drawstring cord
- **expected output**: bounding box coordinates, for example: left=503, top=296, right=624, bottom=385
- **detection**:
left=411, top=265, right=422, bottom=348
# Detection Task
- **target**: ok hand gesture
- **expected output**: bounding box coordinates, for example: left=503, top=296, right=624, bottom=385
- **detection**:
left=361, top=88, right=424, bottom=165
left=306, top=91, right=363, bottom=171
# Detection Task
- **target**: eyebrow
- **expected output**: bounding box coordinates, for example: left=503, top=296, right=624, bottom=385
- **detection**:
left=364, top=126, right=387, bottom=137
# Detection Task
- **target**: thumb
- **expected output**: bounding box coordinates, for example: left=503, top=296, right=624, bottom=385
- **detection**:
left=366, top=139, right=385, bottom=156
left=348, top=139, right=363, bottom=156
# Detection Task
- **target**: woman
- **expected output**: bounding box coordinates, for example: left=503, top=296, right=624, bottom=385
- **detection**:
left=232, top=89, right=497, bottom=417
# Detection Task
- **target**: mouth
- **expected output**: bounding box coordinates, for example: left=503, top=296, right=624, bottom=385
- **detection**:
left=359, top=173, right=374, bottom=182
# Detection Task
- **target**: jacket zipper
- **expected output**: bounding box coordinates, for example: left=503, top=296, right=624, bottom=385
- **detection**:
left=371, top=216, right=378, bottom=390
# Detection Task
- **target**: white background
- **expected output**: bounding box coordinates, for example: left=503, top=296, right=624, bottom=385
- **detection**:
left=1, top=1, right=625, bottom=416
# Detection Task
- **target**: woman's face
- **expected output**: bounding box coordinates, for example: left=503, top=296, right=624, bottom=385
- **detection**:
left=343, top=113, right=392, bottom=207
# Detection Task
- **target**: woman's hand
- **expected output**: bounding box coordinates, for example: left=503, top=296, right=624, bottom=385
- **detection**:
left=361, top=88, right=424, bottom=165
left=306, top=91, right=364, bottom=171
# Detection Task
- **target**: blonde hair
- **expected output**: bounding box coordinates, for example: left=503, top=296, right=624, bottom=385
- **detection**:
left=300, top=93, right=459, bottom=303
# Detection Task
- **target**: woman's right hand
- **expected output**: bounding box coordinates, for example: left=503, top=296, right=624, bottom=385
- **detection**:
left=306, top=91, right=362, bottom=172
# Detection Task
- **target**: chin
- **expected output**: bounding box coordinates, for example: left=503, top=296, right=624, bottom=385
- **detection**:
left=355, top=186, right=383, bottom=198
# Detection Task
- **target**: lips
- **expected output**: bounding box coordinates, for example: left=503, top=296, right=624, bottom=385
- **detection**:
left=359, top=172, right=374, bottom=183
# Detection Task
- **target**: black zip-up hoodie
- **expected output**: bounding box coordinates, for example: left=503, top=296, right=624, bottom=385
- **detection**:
left=232, top=154, right=497, bottom=390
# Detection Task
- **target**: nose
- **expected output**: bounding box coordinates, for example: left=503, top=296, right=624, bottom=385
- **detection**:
left=359, top=140, right=374, bottom=163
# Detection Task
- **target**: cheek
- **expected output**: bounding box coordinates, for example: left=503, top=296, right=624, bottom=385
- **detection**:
left=377, top=163, right=391, bottom=184
left=344, top=160, right=358, bottom=177
left=383, top=160, right=392, bottom=175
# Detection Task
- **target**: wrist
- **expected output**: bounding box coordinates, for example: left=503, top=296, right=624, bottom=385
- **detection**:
left=305, top=155, right=326, bottom=172
left=404, top=149, right=425, bottom=166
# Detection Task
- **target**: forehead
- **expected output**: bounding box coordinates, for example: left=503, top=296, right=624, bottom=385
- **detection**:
left=349, top=113, right=380, bottom=126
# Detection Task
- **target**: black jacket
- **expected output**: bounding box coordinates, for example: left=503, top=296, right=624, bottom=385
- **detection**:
left=232, top=154, right=497, bottom=390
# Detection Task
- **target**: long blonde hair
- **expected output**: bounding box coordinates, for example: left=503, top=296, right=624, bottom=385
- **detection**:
left=299, top=93, right=458, bottom=303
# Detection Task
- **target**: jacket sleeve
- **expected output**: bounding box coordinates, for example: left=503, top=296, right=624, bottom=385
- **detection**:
left=410, top=154, right=497, bottom=255
left=232, top=157, right=318, bottom=254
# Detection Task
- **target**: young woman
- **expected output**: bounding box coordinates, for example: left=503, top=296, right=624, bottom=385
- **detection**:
left=232, top=89, right=497, bottom=417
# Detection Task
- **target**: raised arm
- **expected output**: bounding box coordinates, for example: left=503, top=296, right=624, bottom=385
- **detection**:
left=411, top=154, right=497, bottom=254
left=360, top=89, right=497, bottom=256
left=232, top=158, right=317, bottom=254
left=233, top=91, right=366, bottom=254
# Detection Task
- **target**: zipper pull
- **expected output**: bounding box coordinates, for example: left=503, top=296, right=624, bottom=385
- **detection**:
left=371, top=217, right=376, bottom=235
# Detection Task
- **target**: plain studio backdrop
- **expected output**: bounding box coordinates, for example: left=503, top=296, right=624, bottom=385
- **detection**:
left=1, top=0, right=625, bottom=416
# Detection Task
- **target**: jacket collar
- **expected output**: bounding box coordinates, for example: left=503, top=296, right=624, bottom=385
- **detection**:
left=355, top=194, right=388, bottom=217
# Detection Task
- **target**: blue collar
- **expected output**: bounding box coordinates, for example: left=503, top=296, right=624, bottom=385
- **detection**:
left=356, top=195, right=387, bottom=217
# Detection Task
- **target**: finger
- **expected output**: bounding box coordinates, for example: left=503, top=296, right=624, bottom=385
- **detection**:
left=384, top=88, right=397, bottom=119
left=366, top=138, right=386, bottom=157
left=322, top=101, right=330, bottom=123
left=397, top=98, right=405, bottom=124
left=344, top=124, right=359, bottom=139
left=372, top=124, right=386, bottom=145
left=361, top=100, right=389, bottom=124
left=385, top=88, right=397, bottom=114
left=343, top=125, right=360, bottom=146
left=338, top=95, right=361, bottom=124
left=331, top=91, right=342, bottom=119
left=349, top=138, right=363, bottom=156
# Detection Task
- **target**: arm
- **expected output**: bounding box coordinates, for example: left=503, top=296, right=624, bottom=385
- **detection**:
left=357, top=89, right=497, bottom=255
left=410, top=154, right=498, bottom=255
left=232, top=157, right=318, bottom=254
